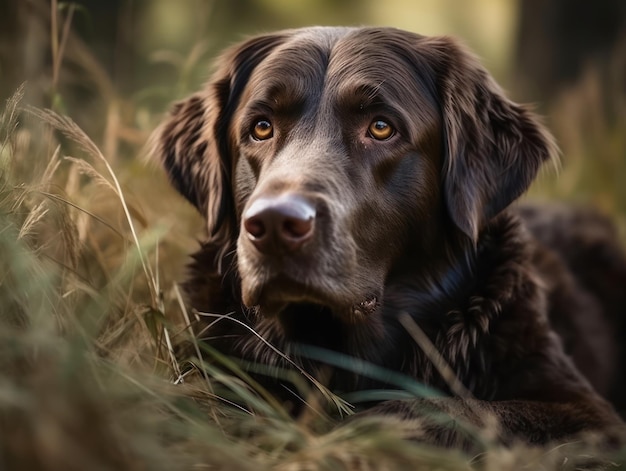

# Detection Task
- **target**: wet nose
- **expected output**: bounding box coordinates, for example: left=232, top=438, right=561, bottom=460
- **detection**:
left=243, top=194, right=316, bottom=254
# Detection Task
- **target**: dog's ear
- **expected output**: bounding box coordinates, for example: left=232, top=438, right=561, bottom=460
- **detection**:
left=420, top=37, right=558, bottom=242
left=151, top=33, right=288, bottom=242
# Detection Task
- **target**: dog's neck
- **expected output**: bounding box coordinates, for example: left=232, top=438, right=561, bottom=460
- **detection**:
left=385, top=211, right=530, bottom=319
left=368, top=210, right=539, bottom=394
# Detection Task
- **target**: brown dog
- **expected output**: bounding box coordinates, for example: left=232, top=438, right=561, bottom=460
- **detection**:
left=153, top=27, right=626, bottom=448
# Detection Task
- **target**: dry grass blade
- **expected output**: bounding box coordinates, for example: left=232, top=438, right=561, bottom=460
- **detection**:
left=0, top=84, right=25, bottom=160
left=162, top=324, right=182, bottom=380
left=38, top=191, right=125, bottom=239
left=51, top=0, right=76, bottom=92
left=26, top=106, right=158, bottom=303
left=26, top=107, right=102, bottom=161
left=174, top=284, right=209, bottom=385
left=65, top=156, right=118, bottom=195
left=40, top=145, right=62, bottom=190
left=173, top=283, right=228, bottom=430
left=17, top=201, right=49, bottom=240
left=196, top=311, right=353, bottom=417
left=398, top=312, right=473, bottom=400
left=0, top=83, right=25, bottom=131
left=195, top=347, right=293, bottom=420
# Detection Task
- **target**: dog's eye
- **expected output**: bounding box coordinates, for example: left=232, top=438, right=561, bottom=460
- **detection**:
left=368, top=119, right=394, bottom=140
left=252, top=119, right=274, bottom=140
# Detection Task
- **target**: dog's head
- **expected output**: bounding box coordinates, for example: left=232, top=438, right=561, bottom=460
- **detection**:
left=153, top=27, right=556, bottom=325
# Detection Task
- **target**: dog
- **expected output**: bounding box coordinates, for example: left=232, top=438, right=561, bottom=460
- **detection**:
left=152, top=26, right=626, bottom=448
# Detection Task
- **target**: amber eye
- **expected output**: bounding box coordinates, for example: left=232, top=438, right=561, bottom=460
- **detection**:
left=368, top=119, right=394, bottom=140
left=252, top=119, right=273, bottom=140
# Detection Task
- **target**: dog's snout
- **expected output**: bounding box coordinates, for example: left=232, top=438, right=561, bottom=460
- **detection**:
left=243, top=194, right=316, bottom=253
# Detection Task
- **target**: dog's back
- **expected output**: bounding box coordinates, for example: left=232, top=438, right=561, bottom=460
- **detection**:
left=520, top=204, right=626, bottom=415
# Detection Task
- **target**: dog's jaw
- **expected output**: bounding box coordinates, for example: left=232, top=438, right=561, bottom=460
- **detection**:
left=243, top=279, right=382, bottom=323
left=238, top=257, right=383, bottom=327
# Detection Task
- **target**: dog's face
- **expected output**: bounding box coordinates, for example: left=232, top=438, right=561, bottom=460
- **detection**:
left=232, top=28, right=446, bottom=320
left=154, top=27, right=555, bottom=326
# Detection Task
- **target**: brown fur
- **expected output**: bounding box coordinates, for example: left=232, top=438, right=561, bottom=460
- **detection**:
left=152, top=27, right=626, bottom=448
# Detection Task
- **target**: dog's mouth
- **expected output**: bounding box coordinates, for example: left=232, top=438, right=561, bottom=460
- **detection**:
left=269, top=296, right=380, bottom=345
left=248, top=275, right=380, bottom=323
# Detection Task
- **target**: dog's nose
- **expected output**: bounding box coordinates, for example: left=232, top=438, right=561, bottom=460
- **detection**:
left=243, top=194, right=316, bottom=253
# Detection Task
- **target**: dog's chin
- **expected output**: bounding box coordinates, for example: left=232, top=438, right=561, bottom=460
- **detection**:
left=278, top=295, right=380, bottom=324
left=242, top=278, right=380, bottom=324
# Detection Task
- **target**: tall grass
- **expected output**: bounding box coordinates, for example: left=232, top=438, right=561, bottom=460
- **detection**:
left=0, top=85, right=249, bottom=470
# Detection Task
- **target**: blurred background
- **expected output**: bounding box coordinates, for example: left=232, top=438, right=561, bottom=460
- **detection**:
left=0, top=0, right=625, bottom=225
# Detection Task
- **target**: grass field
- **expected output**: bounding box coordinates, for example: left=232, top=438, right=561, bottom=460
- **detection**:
left=1, top=4, right=625, bottom=470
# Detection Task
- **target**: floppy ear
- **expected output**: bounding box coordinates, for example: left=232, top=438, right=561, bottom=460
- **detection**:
left=421, top=37, right=558, bottom=241
left=151, top=33, right=288, bottom=243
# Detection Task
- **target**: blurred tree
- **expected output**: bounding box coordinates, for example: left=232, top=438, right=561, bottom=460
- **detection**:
left=0, top=1, right=49, bottom=107
left=515, top=0, right=626, bottom=103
